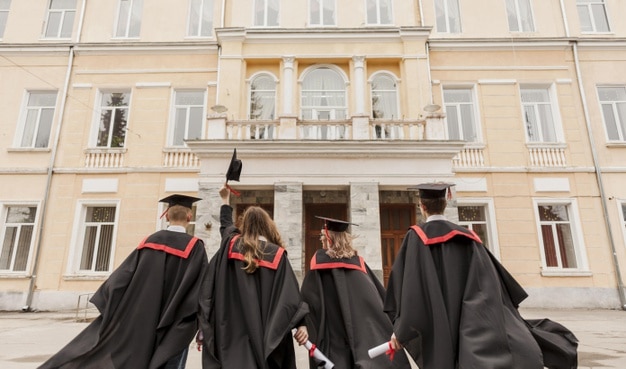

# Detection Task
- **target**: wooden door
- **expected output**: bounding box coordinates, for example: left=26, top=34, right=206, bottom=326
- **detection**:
left=380, top=204, right=415, bottom=286
left=304, top=203, right=347, bottom=272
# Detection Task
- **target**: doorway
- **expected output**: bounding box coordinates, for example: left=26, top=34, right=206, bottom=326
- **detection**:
left=380, top=204, right=415, bottom=286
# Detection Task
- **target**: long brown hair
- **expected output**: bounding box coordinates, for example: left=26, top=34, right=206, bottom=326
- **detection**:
left=239, top=206, right=284, bottom=273
left=323, top=230, right=357, bottom=259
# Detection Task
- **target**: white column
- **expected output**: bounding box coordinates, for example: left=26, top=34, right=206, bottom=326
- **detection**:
left=282, top=56, right=295, bottom=115
left=353, top=56, right=366, bottom=115
left=349, top=182, right=383, bottom=278
left=274, top=182, right=304, bottom=276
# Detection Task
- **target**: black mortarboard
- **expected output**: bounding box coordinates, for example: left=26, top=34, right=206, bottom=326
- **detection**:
left=159, top=194, right=202, bottom=209
left=226, top=149, right=242, bottom=182
left=409, top=182, right=455, bottom=200
left=315, top=216, right=358, bottom=232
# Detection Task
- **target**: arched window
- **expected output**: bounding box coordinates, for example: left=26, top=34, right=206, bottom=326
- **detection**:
left=249, top=74, right=276, bottom=120
left=371, top=73, right=398, bottom=120
left=301, top=67, right=347, bottom=120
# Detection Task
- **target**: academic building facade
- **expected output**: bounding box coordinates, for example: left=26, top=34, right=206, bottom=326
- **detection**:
left=1, top=0, right=625, bottom=311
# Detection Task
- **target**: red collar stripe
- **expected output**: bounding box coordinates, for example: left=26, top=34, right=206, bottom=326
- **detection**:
left=228, top=235, right=284, bottom=270
left=310, top=255, right=367, bottom=273
left=137, top=236, right=199, bottom=259
left=411, top=225, right=482, bottom=245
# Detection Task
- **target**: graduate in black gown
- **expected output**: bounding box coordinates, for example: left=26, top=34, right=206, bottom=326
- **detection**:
left=301, top=216, right=411, bottom=369
left=384, top=183, right=578, bottom=369
left=198, top=185, right=309, bottom=369
left=39, top=194, right=209, bottom=369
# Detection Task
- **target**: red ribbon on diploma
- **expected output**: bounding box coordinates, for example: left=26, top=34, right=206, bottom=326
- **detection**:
left=385, top=341, right=395, bottom=361
left=309, top=343, right=317, bottom=357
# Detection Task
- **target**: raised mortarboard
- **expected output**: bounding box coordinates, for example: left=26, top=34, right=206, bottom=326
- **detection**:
left=409, top=182, right=455, bottom=200
left=315, top=216, right=358, bottom=232
left=225, top=149, right=242, bottom=196
left=159, top=194, right=202, bottom=218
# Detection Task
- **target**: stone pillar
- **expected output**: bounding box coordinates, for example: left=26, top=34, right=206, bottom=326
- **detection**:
left=351, top=115, right=370, bottom=139
left=274, top=182, right=304, bottom=277
left=195, top=181, right=225, bottom=257
left=279, top=115, right=298, bottom=139
left=353, top=56, right=366, bottom=114
left=349, top=182, right=383, bottom=281
left=206, top=115, right=227, bottom=139
left=282, top=56, right=295, bottom=115
left=424, top=113, right=446, bottom=140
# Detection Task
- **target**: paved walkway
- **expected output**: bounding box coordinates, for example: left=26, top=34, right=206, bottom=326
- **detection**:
left=0, top=308, right=624, bottom=368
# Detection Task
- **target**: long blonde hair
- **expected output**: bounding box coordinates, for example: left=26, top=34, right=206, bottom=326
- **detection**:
left=323, top=230, right=357, bottom=259
left=239, top=206, right=284, bottom=273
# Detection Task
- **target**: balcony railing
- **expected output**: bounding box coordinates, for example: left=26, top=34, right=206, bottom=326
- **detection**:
left=528, top=144, right=567, bottom=167
left=453, top=146, right=485, bottom=168
left=163, top=148, right=199, bottom=168
left=84, top=149, right=125, bottom=168
left=227, top=121, right=278, bottom=140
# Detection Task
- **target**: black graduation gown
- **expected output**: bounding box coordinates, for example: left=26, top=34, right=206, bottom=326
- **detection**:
left=384, top=220, right=545, bottom=369
left=198, top=205, right=308, bottom=369
left=301, top=249, right=411, bottom=369
left=39, top=230, right=208, bottom=369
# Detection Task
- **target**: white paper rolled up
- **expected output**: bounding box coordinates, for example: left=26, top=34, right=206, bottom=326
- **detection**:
left=292, top=329, right=335, bottom=369
left=368, top=341, right=391, bottom=358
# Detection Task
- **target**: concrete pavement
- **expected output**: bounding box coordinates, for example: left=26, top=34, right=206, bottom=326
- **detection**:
left=0, top=308, right=624, bottom=368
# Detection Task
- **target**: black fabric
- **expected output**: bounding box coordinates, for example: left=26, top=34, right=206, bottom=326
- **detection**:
left=39, top=230, right=208, bottom=369
left=384, top=220, right=546, bottom=369
left=525, top=318, right=579, bottom=369
left=199, top=205, right=308, bottom=369
left=302, top=249, right=411, bottom=369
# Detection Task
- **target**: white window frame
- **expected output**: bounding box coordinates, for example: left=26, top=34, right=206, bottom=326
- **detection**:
left=187, top=0, right=214, bottom=37
left=309, top=0, right=336, bottom=26
left=0, top=0, right=11, bottom=39
left=253, top=0, right=279, bottom=27
left=457, top=198, right=500, bottom=259
left=576, top=0, right=610, bottom=33
left=369, top=71, right=400, bottom=120
left=505, top=0, right=535, bottom=32
left=113, top=0, right=143, bottom=38
left=90, top=90, right=132, bottom=149
left=519, top=84, right=564, bottom=143
left=365, top=0, right=393, bottom=25
left=532, top=198, right=589, bottom=276
left=68, top=200, right=120, bottom=276
left=434, top=0, right=461, bottom=33
left=14, top=90, right=58, bottom=149
left=168, top=89, right=207, bottom=147
left=0, top=202, right=39, bottom=274
left=247, top=72, right=278, bottom=120
left=619, top=200, right=626, bottom=250
left=442, top=85, right=482, bottom=143
left=43, top=0, right=76, bottom=39
left=597, top=85, right=626, bottom=143
left=299, top=65, right=348, bottom=121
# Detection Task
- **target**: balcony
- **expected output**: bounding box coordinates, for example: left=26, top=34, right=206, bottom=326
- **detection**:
left=528, top=143, right=567, bottom=167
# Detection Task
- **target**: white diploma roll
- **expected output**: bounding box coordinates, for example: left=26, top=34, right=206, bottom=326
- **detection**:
left=291, top=329, right=335, bottom=369
left=368, top=341, right=391, bottom=358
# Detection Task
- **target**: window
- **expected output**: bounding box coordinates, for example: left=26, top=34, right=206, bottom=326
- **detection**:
left=577, top=0, right=609, bottom=33
left=310, top=0, right=335, bottom=26
left=443, top=87, right=479, bottom=142
left=0, top=206, right=37, bottom=272
left=249, top=74, right=276, bottom=120
left=254, top=0, right=279, bottom=27
left=187, top=0, right=213, bottom=37
left=597, top=86, right=626, bottom=142
left=301, top=67, right=347, bottom=120
left=536, top=203, right=580, bottom=270
left=505, top=0, right=534, bottom=32
left=76, top=205, right=117, bottom=273
left=520, top=86, right=560, bottom=143
left=115, top=0, right=143, bottom=38
left=366, top=0, right=392, bottom=25
left=170, top=90, right=205, bottom=146
left=17, top=91, right=57, bottom=148
left=371, top=73, right=398, bottom=120
left=43, top=0, right=76, bottom=38
left=95, top=91, right=130, bottom=148
left=0, top=0, right=11, bottom=39
left=621, top=203, right=626, bottom=244
left=435, top=0, right=461, bottom=33
left=458, top=204, right=497, bottom=255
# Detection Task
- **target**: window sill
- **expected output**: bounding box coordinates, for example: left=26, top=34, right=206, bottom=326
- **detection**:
left=7, top=147, right=51, bottom=153
left=540, top=269, right=592, bottom=277
left=84, top=148, right=127, bottom=154
left=606, top=142, right=626, bottom=148
left=63, top=274, right=109, bottom=281
left=0, top=273, right=30, bottom=279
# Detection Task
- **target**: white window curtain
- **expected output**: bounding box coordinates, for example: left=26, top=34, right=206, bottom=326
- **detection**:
left=366, top=0, right=392, bottom=25
left=577, top=0, right=609, bottom=32
left=521, top=88, right=557, bottom=143
left=20, top=92, right=57, bottom=148
left=249, top=75, right=276, bottom=120
left=435, top=0, right=461, bottom=33
left=116, top=0, right=143, bottom=37
left=505, top=0, right=534, bottom=32
left=188, top=0, right=214, bottom=37
left=371, top=74, right=398, bottom=119
left=254, top=0, right=279, bottom=26
left=172, top=90, right=204, bottom=146
left=44, top=0, right=76, bottom=38
left=301, top=67, right=346, bottom=120
left=598, top=86, right=626, bottom=142
left=310, top=0, right=335, bottom=26
left=0, top=206, right=37, bottom=272
left=0, top=0, right=10, bottom=38
left=79, top=206, right=116, bottom=272
left=443, top=88, right=478, bottom=142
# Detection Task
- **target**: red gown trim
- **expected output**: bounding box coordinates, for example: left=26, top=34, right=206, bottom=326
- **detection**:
left=310, top=254, right=367, bottom=273
left=411, top=225, right=482, bottom=245
left=137, top=236, right=199, bottom=259
left=228, top=235, right=284, bottom=270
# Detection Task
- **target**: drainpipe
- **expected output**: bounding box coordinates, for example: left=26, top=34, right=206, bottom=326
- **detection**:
left=23, top=46, right=75, bottom=311
left=572, top=42, right=626, bottom=310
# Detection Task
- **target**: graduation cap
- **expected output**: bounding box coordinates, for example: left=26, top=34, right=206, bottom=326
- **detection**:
left=159, top=194, right=202, bottom=218
left=225, top=149, right=242, bottom=196
left=409, top=182, right=455, bottom=200
left=315, top=216, right=358, bottom=232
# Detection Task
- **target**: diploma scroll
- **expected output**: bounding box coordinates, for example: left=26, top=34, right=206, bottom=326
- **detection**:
left=291, top=329, right=335, bottom=369
left=368, top=341, right=393, bottom=359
